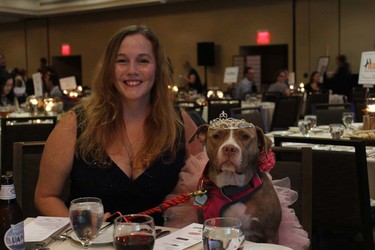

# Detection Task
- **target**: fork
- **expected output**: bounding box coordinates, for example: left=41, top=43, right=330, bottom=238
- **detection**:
left=51, top=227, right=73, bottom=241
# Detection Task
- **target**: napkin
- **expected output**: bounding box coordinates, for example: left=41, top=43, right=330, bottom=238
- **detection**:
left=24, top=216, right=70, bottom=242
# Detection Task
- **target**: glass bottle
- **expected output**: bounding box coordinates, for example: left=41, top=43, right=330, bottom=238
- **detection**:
left=0, top=175, right=24, bottom=250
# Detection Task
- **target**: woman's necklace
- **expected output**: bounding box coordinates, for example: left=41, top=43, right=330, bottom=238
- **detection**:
left=121, top=129, right=134, bottom=168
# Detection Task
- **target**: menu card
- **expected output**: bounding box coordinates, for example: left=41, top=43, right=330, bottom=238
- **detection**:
left=154, top=223, right=203, bottom=250
left=24, top=216, right=70, bottom=242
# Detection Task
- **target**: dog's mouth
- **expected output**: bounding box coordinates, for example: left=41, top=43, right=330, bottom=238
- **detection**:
left=220, top=160, right=243, bottom=174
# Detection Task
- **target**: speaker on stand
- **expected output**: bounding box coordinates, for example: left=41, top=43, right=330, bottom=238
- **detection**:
left=197, top=42, right=215, bottom=93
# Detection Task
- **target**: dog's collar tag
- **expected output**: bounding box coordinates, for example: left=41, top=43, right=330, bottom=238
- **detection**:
left=194, top=194, right=208, bottom=206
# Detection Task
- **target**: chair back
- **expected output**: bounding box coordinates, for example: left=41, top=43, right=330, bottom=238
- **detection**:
left=312, top=103, right=353, bottom=125
left=13, top=141, right=70, bottom=218
left=304, top=93, right=329, bottom=115
left=271, top=146, right=312, bottom=240
left=1, top=116, right=57, bottom=174
left=262, top=91, right=282, bottom=102
left=270, top=96, right=302, bottom=131
left=274, top=136, right=373, bottom=250
left=207, top=99, right=241, bottom=122
left=230, top=106, right=268, bottom=133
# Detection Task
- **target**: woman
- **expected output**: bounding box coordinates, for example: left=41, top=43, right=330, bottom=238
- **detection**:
left=0, top=72, right=15, bottom=106
left=305, top=71, right=323, bottom=95
left=35, top=25, right=205, bottom=226
left=267, top=70, right=291, bottom=96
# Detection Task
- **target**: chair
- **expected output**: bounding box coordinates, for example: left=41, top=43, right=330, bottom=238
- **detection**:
left=1, top=116, right=57, bottom=174
left=262, top=91, right=282, bottom=102
left=230, top=106, right=268, bottom=133
left=13, top=141, right=71, bottom=218
left=274, top=136, right=374, bottom=250
left=207, top=99, right=241, bottom=122
left=311, top=103, right=354, bottom=125
left=271, top=146, right=313, bottom=240
left=304, top=93, right=329, bottom=115
left=270, top=96, right=302, bottom=131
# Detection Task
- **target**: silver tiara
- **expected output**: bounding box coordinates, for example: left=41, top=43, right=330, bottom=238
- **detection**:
left=209, top=111, right=254, bottom=130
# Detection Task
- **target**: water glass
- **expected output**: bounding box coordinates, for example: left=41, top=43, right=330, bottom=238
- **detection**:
left=113, top=214, right=155, bottom=250
left=298, top=120, right=311, bottom=137
left=202, top=217, right=244, bottom=250
left=69, top=197, right=104, bottom=249
left=329, top=124, right=345, bottom=139
left=304, top=115, right=317, bottom=129
left=342, top=112, right=354, bottom=129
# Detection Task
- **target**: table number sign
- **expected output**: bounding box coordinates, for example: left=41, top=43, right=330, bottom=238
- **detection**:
left=223, top=66, right=239, bottom=85
left=59, top=76, right=77, bottom=90
left=359, top=51, right=375, bottom=87
left=32, top=73, right=44, bottom=97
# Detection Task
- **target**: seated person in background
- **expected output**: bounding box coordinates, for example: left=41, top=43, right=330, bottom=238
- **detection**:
left=45, top=73, right=63, bottom=98
left=180, top=61, right=203, bottom=94
left=0, top=71, right=15, bottom=106
left=35, top=25, right=206, bottom=226
left=235, top=66, right=257, bottom=100
left=305, top=71, right=324, bottom=95
left=267, top=70, right=291, bottom=96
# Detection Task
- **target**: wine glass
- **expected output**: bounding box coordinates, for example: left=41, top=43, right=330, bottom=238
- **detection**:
left=329, top=124, right=345, bottom=139
left=298, top=120, right=311, bottom=137
left=342, top=112, right=354, bottom=130
left=304, top=115, right=317, bottom=130
left=69, top=197, right=104, bottom=249
left=113, top=214, right=155, bottom=250
left=202, top=217, right=244, bottom=250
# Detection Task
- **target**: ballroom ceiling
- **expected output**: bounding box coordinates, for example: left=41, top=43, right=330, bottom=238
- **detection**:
left=0, top=0, right=195, bottom=23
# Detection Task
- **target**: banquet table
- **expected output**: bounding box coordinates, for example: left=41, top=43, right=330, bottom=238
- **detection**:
left=266, top=128, right=375, bottom=200
left=24, top=218, right=289, bottom=250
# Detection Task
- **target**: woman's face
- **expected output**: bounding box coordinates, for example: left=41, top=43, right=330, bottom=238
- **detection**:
left=2, top=78, right=13, bottom=95
left=277, top=72, right=286, bottom=83
left=313, top=72, right=321, bottom=83
left=114, top=33, right=156, bottom=105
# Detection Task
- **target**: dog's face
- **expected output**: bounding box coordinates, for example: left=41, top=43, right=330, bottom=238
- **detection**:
left=190, top=123, right=271, bottom=188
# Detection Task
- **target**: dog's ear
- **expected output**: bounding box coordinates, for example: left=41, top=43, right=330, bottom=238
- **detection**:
left=256, top=126, right=272, bottom=154
left=188, top=124, right=209, bottom=143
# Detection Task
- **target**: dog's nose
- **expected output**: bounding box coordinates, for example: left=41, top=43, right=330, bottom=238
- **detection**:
left=222, top=144, right=238, bottom=156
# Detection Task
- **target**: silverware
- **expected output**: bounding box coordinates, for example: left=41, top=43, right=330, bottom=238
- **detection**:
left=156, top=229, right=171, bottom=239
left=99, top=220, right=114, bottom=234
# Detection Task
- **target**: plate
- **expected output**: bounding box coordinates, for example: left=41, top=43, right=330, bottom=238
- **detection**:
left=288, top=127, right=299, bottom=133
left=268, top=131, right=293, bottom=136
left=70, top=226, right=114, bottom=244
left=316, top=125, right=329, bottom=130
left=244, top=242, right=292, bottom=250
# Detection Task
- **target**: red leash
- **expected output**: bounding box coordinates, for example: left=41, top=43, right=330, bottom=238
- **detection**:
left=140, top=189, right=207, bottom=215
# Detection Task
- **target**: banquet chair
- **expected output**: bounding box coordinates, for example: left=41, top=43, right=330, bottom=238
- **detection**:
left=311, top=103, right=354, bottom=125
left=1, top=116, right=57, bottom=174
left=270, top=96, right=302, bottom=131
left=230, top=106, right=268, bottom=133
left=207, top=99, right=241, bottom=122
left=13, top=141, right=71, bottom=218
left=274, top=136, right=374, bottom=250
left=271, top=146, right=313, bottom=240
left=304, top=93, right=329, bottom=115
left=262, top=91, right=282, bottom=102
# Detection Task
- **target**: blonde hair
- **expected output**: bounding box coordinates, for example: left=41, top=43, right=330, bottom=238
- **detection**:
left=76, top=25, right=183, bottom=170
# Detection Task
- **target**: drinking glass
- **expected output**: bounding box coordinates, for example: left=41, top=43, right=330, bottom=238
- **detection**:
left=329, top=124, right=345, bottom=139
left=342, top=112, right=354, bottom=129
left=298, top=120, right=311, bottom=137
left=304, top=115, right=317, bottom=130
left=202, top=217, right=244, bottom=250
left=69, top=197, right=104, bottom=249
left=113, top=214, right=155, bottom=250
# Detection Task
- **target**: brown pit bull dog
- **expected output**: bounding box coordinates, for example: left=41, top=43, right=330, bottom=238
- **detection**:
left=189, top=114, right=281, bottom=244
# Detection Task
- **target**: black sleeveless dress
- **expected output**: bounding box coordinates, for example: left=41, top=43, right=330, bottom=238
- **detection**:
left=69, top=107, right=186, bottom=225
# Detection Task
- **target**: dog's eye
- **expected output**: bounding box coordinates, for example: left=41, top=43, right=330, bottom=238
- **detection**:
left=212, top=133, right=220, bottom=139
left=241, top=134, right=250, bottom=140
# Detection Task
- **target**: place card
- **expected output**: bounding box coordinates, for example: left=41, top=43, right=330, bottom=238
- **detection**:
left=154, top=223, right=203, bottom=250
left=24, top=216, right=70, bottom=242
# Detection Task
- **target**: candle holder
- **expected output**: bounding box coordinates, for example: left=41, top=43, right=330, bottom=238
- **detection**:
left=363, top=98, right=375, bottom=130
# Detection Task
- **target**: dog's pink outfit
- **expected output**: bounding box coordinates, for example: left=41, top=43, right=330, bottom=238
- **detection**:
left=164, top=151, right=310, bottom=250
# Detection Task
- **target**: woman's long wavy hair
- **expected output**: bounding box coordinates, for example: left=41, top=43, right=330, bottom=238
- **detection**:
left=76, top=25, right=183, bottom=170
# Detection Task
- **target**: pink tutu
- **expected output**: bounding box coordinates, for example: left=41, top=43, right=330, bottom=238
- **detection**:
left=271, top=175, right=310, bottom=250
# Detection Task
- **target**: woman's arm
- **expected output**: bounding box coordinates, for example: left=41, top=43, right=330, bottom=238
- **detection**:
left=34, top=111, right=77, bottom=216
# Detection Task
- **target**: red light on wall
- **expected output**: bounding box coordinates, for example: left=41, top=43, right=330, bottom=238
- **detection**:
left=61, top=44, right=71, bottom=56
left=257, top=31, right=271, bottom=45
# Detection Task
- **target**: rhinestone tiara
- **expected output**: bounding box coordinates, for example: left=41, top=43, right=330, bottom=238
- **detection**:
left=209, top=111, right=254, bottom=130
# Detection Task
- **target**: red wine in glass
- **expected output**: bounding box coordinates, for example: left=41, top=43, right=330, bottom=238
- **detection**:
left=114, top=233, right=155, bottom=250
